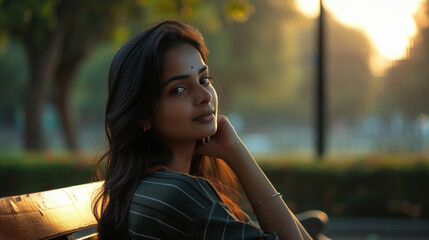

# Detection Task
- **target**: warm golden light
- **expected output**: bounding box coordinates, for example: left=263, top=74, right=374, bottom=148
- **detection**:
left=295, top=0, right=319, bottom=18
left=295, top=0, right=424, bottom=75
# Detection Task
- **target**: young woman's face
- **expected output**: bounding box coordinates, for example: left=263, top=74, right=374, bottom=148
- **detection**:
left=150, top=43, right=218, bottom=144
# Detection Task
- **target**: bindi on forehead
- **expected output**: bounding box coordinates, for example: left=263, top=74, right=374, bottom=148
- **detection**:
left=191, top=66, right=193, bottom=69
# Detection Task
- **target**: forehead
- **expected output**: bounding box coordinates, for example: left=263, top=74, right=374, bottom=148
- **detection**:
left=162, top=43, right=206, bottom=77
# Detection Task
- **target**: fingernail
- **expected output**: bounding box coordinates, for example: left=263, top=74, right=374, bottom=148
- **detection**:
left=207, top=136, right=211, bottom=142
left=201, top=138, right=205, bottom=144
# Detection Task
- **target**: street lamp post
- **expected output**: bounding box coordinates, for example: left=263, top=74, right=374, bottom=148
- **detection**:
left=316, top=0, right=326, bottom=158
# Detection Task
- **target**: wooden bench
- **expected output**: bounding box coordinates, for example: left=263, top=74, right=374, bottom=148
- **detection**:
left=0, top=182, right=329, bottom=240
left=0, top=182, right=102, bottom=240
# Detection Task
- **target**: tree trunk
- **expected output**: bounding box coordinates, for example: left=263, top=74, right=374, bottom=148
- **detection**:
left=24, top=66, right=49, bottom=150
left=54, top=28, right=103, bottom=150
left=22, top=4, right=69, bottom=150
left=23, top=36, right=64, bottom=150
left=55, top=70, right=78, bottom=150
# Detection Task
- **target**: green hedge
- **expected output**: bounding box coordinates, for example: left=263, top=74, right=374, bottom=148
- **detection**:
left=1, top=153, right=428, bottom=219
left=261, top=155, right=429, bottom=219
left=0, top=152, right=92, bottom=197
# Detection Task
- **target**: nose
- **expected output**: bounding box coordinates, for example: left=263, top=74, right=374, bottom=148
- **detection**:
left=196, top=85, right=212, bottom=105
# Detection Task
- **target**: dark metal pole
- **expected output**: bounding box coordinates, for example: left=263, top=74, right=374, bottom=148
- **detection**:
left=316, top=0, right=326, bottom=158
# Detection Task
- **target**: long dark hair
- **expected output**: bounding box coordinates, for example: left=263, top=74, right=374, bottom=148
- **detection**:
left=92, top=19, right=247, bottom=240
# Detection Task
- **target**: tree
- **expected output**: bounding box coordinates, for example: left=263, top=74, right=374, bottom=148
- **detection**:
left=205, top=0, right=311, bottom=126
left=0, top=0, right=266, bottom=150
left=325, top=12, right=376, bottom=123
left=0, top=0, right=71, bottom=150
left=51, top=1, right=139, bottom=150
left=381, top=0, right=429, bottom=128
left=0, top=0, right=193, bottom=150
left=0, top=40, right=28, bottom=129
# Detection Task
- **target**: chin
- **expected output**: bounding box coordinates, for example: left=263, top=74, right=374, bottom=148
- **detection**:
left=199, top=127, right=217, bottom=139
left=208, top=123, right=217, bottom=135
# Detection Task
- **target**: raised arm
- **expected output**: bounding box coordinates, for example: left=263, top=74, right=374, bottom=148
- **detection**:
left=196, top=115, right=312, bottom=240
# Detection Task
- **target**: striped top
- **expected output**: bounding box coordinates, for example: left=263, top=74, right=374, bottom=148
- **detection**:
left=127, top=169, right=279, bottom=240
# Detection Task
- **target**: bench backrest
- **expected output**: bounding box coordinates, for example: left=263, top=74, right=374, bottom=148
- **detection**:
left=0, top=182, right=102, bottom=240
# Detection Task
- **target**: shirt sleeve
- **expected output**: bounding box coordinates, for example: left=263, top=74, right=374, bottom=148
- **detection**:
left=189, top=202, right=279, bottom=240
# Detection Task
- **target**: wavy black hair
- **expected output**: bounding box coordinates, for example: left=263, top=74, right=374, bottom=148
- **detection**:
left=92, top=19, right=246, bottom=240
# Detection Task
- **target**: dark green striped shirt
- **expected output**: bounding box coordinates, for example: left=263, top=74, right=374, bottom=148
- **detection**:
left=128, top=169, right=278, bottom=239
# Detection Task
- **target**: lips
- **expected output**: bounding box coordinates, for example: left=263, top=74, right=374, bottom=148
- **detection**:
left=193, top=110, right=215, bottom=122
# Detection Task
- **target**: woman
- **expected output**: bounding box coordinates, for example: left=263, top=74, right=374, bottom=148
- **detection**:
left=92, top=19, right=312, bottom=240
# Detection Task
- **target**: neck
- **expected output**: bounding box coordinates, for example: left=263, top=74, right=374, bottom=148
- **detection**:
left=164, top=140, right=196, bottom=174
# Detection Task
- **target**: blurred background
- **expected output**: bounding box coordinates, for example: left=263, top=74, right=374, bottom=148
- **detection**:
left=1, top=0, right=429, bottom=238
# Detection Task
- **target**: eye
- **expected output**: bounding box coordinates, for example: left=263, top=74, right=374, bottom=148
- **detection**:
left=170, top=86, right=186, bottom=94
left=200, top=76, right=213, bottom=85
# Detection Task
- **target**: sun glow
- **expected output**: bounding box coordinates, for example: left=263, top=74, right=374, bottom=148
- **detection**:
left=295, top=0, right=424, bottom=75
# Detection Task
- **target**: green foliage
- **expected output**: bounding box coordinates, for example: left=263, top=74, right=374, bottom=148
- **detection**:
left=72, top=43, right=115, bottom=124
left=1, top=153, right=428, bottom=219
left=259, top=154, right=429, bottom=219
left=0, top=152, right=93, bottom=197
left=0, top=0, right=59, bottom=38
left=0, top=39, right=28, bottom=108
left=0, top=0, right=380, bottom=131
left=201, top=0, right=314, bottom=124
left=223, top=0, right=255, bottom=23
left=3, top=0, right=422, bottom=152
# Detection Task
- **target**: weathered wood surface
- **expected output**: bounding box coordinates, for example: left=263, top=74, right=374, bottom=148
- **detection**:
left=0, top=182, right=102, bottom=240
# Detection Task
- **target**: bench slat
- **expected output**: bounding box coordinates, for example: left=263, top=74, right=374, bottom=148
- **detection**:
left=0, top=182, right=102, bottom=240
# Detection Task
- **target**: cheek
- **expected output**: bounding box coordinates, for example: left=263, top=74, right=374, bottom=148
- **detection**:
left=211, top=87, right=218, bottom=109
left=154, top=100, right=192, bottom=131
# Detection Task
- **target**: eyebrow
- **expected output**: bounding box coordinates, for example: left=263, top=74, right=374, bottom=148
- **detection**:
left=163, top=66, right=208, bottom=87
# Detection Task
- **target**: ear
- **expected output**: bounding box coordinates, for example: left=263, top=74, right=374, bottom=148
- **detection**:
left=139, top=117, right=152, bottom=133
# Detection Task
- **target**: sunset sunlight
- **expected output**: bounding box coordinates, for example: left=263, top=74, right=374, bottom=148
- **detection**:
left=295, top=0, right=424, bottom=75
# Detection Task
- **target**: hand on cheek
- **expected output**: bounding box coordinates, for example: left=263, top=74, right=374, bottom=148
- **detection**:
left=195, top=115, right=242, bottom=161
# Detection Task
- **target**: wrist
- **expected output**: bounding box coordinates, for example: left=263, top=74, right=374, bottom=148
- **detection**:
left=222, top=140, right=254, bottom=172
